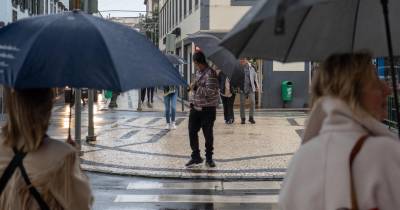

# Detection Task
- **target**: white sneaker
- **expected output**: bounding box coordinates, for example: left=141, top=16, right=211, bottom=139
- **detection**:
left=165, top=123, right=171, bottom=130
left=170, top=122, right=177, bottom=130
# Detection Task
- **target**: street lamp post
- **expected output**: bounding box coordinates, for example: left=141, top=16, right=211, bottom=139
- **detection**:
left=73, top=0, right=82, bottom=153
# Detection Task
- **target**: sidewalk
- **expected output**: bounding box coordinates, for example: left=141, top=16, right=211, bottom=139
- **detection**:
left=48, top=90, right=306, bottom=180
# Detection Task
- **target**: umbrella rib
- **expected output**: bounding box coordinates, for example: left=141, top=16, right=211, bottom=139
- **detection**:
left=350, top=0, right=361, bottom=52
left=283, top=7, right=312, bottom=62
left=235, top=21, right=263, bottom=58
left=14, top=15, right=66, bottom=87
left=80, top=14, right=122, bottom=91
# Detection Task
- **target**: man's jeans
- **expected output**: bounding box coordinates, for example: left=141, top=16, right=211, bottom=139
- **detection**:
left=240, top=92, right=255, bottom=119
left=188, top=107, right=216, bottom=160
left=164, top=92, right=177, bottom=123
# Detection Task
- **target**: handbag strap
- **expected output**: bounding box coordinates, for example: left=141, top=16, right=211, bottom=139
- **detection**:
left=0, top=148, right=49, bottom=210
left=349, top=135, right=369, bottom=210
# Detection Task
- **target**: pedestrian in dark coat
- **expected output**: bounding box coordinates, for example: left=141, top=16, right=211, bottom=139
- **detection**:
left=218, top=71, right=235, bottom=124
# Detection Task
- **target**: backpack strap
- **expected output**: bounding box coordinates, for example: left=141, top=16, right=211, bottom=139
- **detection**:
left=0, top=148, right=49, bottom=210
left=349, top=134, right=369, bottom=210
left=12, top=148, right=50, bottom=210
left=0, top=148, right=26, bottom=195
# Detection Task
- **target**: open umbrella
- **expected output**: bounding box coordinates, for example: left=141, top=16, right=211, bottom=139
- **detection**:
left=0, top=10, right=187, bottom=144
left=187, top=33, right=241, bottom=85
left=165, top=54, right=186, bottom=65
left=221, top=0, right=400, bottom=136
left=0, top=10, right=186, bottom=91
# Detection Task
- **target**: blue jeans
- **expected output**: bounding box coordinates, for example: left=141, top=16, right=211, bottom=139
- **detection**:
left=164, top=92, right=177, bottom=123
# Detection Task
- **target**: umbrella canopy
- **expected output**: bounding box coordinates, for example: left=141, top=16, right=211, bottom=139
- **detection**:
left=0, top=11, right=186, bottom=91
left=220, top=0, right=400, bottom=62
left=187, top=33, right=241, bottom=82
left=165, top=54, right=186, bottom=65
left=221, top=0, right=400, bottom=136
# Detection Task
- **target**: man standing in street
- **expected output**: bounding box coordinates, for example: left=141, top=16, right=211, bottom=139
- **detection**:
left=185, top=51, right=219, bottom=168
left=239, top=58, right=260, bottom=124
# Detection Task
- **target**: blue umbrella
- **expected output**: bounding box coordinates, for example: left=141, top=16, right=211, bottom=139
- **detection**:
left=0, top=11, right=186, bottom=91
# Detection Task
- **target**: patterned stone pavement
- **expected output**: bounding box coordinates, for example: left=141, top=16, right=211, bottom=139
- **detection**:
left=48, top=90, right=307, bottom=180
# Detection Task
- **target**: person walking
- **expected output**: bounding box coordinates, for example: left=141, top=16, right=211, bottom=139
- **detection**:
left=0, top=88, right=93, bottom=210
left=108, top=91, right=119, bottom=108
left=185, top=51, right=219, bottom=168
left=239, top=58, right=259, bottom=124
left=279, top=52, right=400, bottom=210
left=218, top=70, right=235, bottom=124
left=163, top=85, right=177, bottom=130
left=141, top=88, right=155, bottom=108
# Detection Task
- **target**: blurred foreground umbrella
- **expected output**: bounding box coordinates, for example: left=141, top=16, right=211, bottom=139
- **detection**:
left=187, top=33, right=242, bottom=86
left=0, top=10, right=187, bottom=144
left=0, top=10, right=186, bottom=91
left=165, top=54, right=186, bottom=65
left=221, top=0, right=400, bottom=136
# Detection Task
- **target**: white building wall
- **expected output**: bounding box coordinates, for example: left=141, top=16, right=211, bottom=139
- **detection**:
left=1, top=0, right=69, bottom=25
left=209, top=0, right=251, bottom=31
left=0, top=0, right=30, bottom=24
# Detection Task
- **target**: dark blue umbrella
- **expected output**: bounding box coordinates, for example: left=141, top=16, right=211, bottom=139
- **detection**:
left=0, top=11, right=186, bottom=91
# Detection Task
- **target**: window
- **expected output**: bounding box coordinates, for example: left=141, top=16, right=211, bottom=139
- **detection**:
left=175, top=0, right=178, bottom=24
left=45, top=0, right=48, bottom=14
left=170, top=0, right=173, bottom=27
left=12, top=0, right=18, bottom=8
left=179, top=0, right=182, bottom=21
left=161, top=10, right=163, bottom=36
left=12, top=10, right=17, bottom=22
left=189, top=0, right=192, bottom=14
left=169, top=1, right=172, bottom=30
left=183, top=0, right=186, bottom=17
left=166, top=2, right=169, bottom=32
left=162, top=11, right=165, bottom=37
left=172, top=0, right=174, bottom=26
left=231, top=0, right=258, bottom=6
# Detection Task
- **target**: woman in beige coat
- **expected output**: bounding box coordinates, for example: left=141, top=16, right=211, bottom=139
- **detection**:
left=0, top=88, right=93, bottom=210
left=279, top=52, right=400, bottom=210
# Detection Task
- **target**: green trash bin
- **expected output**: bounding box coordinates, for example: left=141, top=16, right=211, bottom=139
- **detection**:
left=281, top=81, right=293, bottom=102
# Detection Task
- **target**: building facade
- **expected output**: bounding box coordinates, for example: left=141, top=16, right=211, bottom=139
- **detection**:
left=0, top=0, right=69, bottom=25
left=157, top=0, right=254, bottom=100
left=156, top=0, right=310, bottom=108
left=0, top=0, right=69, bottom=115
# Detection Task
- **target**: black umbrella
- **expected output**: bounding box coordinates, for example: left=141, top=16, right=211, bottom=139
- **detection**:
left=187, top=33, right=241, bottom=85
left=221, top=0, right=400, bottom=136
left=165, top=54, right=187, bottom=65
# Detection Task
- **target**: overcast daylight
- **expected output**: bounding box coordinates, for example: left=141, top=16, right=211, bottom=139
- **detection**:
left=98, top=0, right=146, bottom=18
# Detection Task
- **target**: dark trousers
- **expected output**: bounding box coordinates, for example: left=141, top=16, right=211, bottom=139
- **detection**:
left=221, top=94, right=235, bottom=122
left=141, top=88, right=154, bottom=103
left=109, top=92, right=119, bottom=108
left=188, top=107, right=216, bottom=160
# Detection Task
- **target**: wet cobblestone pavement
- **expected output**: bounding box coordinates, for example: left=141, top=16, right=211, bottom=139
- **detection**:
left=48, top=90, right=307, bottom=180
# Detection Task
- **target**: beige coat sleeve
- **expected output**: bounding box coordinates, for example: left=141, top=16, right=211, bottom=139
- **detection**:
left=46, top=152, right=93, bottom=210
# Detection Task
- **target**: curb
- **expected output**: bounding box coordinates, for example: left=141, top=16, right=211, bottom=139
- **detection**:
left=82, top=167, right=285, bottom=181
